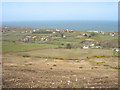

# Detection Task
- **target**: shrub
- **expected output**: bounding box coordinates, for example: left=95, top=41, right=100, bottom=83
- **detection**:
left=53, top=64, right=57, bottom=66
left=113, top=51, right=120, bottom=57
left=61, top=43, right=64, bottom=45
left=66, top=43, right=72, bottom=49
left=79, top=67, right=83, bottom=69
left=22, top=54, right=30, bottom=57
left=111, top=66, right=120, bottom=70
left=50, top=67, right=53, bottom=69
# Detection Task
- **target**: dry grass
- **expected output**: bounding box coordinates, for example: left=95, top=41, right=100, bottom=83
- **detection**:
left=20, top=49, right=113, bottom=59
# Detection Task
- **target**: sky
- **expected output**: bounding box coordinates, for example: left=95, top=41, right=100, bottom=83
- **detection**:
left=2, top=2, right=118, bottom=22
left=1, top=0, right=119, bottom=2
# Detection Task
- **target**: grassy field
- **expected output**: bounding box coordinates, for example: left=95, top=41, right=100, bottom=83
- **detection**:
left=19, top=48, right=114, bottom=59
left=2, top=42, right=58, bottom=53
left=98, top=35, right=118, bottom=40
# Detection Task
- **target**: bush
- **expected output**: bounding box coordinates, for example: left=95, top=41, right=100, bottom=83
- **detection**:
left=113, top=51, right=120, bottom=57
left=53, top=64, right=57, bottom=66
left=66, top=43, right=72, bottom=49
left=61, top=43, right=64, bottom=45
left=22, top=54, right=30, bottom=57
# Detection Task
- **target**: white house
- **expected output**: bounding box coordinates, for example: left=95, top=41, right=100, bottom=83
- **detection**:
left=63, top=35, right=66, bottom=38
left=94, top=31, right=99, bottom=33
left=90, top=44, right=95, bottom=47
left=83, top=34, right=87, bottom=36
left=26, top=35, right=31, bottom=38
left=83, top=46, right=89, bottom=49
left=110, top=33, right=115, bottom=36
left=114, top=48, right=120, bottom=52
left=56, top=29, right=60, bottom=32
left=53, top=32, right=56, bottom=34
left=41, top=37, right=48, bottom=41
left=33, top=30, right=36, bottom=32
left=96, top=46, right=102, bottom=49
left=101, top=31, right=105, bottom=35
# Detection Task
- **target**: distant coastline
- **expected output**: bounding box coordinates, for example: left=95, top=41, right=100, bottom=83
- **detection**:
left=2, top=20, right=118, bottom=31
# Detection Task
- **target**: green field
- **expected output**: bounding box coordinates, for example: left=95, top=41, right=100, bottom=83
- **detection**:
left=98, top=35, right=118, bottom=40
left=2, top=42, right=58, bottom=53
left=2, top=27, right=119, bottom=55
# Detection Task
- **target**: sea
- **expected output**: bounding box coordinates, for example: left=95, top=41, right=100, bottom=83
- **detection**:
left=2, top=20, right=118, bottom=31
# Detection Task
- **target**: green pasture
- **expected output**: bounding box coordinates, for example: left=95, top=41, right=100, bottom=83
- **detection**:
left=2, top=42, right=58, bottom=53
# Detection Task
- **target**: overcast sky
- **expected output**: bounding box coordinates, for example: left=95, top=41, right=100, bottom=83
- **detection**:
left=2, top=2, right=118, bottom=22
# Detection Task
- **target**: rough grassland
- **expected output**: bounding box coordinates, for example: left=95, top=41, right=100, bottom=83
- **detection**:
left=19, top=49, right=114, bottom=59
